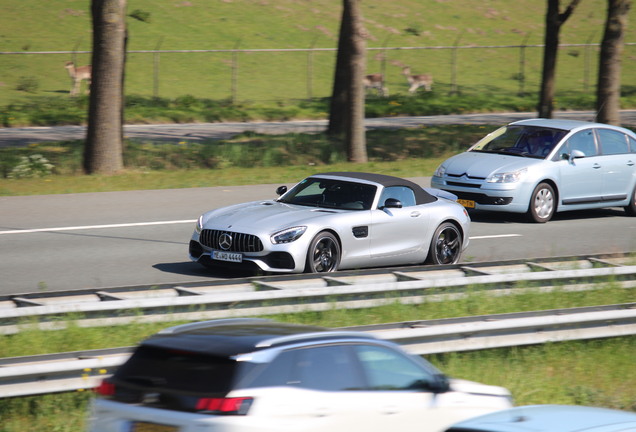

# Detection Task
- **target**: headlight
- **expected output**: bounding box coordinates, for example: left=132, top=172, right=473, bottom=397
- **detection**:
left=195, top=215, right=204, bottom=234
left=433, top=164, right=447, bottom=177
left=271, top=226, right=307, bottom=244
left=487, top=168, right=527, bottom=183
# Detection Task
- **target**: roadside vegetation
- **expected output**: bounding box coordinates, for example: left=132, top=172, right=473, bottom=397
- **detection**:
left=1, top=280, right=634, bottom=431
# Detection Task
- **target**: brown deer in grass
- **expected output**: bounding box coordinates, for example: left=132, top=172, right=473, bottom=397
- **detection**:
left=402, top=66, right=433, bottom=94
left=363, top=73, right=389, bottom=97
left=64, top=61, right=92, bottom=96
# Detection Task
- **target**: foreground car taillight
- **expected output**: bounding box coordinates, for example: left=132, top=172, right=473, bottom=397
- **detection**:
left=195, top=397, right=253, bottom=415
left=94, top=379, right=116, bottom=396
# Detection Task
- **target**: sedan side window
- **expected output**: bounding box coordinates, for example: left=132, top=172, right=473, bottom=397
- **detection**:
left=353, top=344, right=434, bottom=391
left=379, top=186, right=416, bottom=208
left=630, top=136, right=636, bottom=153
left=565, top=130, right=597, bottom=157
left=597, top=128, right=629, bottom=155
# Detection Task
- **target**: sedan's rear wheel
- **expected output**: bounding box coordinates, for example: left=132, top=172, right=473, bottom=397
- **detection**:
left=528, top=182, right=555, bottom=223
left=427, top=222, right=462, bottom=265
left=305, top=231, right=340, bottom=273
left=625, top=185, right=636, bottom=216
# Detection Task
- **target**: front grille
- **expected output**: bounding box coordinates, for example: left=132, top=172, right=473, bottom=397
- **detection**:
left=447, top=181, right=482, bottom=188
left=199, top=229, right=264, bottom=252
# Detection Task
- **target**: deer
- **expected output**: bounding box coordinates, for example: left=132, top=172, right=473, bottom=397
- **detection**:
left=363, top=73, right=389, bottom=97
left=402, top=66, right=433, bottom=94
left=64, top=61, right=92, bottom=96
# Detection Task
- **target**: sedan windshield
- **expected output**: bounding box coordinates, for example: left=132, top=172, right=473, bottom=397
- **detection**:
left=278, top=178, right=377, bottom=210
left=470, top=125, right=567, bottom=159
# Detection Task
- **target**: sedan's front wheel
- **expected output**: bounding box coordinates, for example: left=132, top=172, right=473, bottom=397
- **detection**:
left=305, top=231, right=340, bottom=273
left=427, top=222, right=462, bottom=265
left=528, top=182, right=555, bottom=223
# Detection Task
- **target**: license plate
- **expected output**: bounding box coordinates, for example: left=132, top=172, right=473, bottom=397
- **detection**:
left=212, top=250, right=243, bottom=263
left=457, top=199, right=475, bottom=208
left=131, top=421, right=179, bottom=432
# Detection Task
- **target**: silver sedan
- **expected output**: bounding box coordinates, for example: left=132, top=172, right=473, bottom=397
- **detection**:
left=431, top=119, right=636, bottom=222
left=189, top=172, right=470, bottom=273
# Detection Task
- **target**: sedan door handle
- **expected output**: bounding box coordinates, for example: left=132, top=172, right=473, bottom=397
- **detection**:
left=627, top=160, right=634, bottom=166
left=593, top=163, right=601, bottom=169
left=410, top=211, right=421, bottom=217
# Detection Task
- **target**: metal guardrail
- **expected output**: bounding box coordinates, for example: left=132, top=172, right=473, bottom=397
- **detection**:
left=1, top=253, right=635, bottom=335
left=1, top=303, right=634, bottom=398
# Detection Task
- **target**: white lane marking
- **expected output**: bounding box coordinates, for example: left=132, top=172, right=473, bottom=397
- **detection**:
left=470, top=234, right=522, bottom=240
left=0, top=220, right=197, bottom=235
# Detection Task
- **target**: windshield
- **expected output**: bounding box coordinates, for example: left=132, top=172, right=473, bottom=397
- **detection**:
left=278, top=177, right=377, bottom=210
left=470, top=125, right=567, bottom=159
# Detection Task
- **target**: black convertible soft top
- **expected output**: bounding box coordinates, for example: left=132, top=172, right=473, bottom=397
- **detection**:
left=315, top=172, right=437, bottom=205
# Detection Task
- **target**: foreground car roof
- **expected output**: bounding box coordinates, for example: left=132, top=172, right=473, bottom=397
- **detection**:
left=445, top=404, right=636, bottom=432
left=144, top=318, right=374, bottom=356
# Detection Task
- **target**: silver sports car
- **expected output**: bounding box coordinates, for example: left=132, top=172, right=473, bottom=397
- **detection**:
left=189, top=172, right=470, bottom=273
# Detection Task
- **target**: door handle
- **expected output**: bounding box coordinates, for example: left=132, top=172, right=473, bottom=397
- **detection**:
left=410, top=211, right=421, bottom=217
left=593, top=163, right=601, bottom=169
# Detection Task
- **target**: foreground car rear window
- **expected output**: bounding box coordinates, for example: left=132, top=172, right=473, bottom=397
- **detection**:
left=114, top=346, right=238, bottom=393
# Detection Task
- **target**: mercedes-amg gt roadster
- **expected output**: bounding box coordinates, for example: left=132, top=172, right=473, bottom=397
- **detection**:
left=189, top=172, right=470, bottom=273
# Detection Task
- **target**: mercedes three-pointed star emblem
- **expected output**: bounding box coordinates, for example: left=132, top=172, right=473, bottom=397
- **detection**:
left=219, top=233, right=233, bottom=250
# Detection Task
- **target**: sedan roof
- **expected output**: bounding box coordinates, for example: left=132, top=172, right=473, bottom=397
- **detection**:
left=315, top=171, right=437, bottom=204
left=446, top=404, right=636, bottom=432
left=510, top=118, right=614, bottom=131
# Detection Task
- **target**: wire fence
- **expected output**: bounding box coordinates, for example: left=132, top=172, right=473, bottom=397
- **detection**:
left=2, top=42, right=635, bottom=102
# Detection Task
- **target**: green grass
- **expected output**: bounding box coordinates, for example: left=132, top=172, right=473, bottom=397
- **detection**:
left=1, top=282, right=634, bottom=431
left=0, top=124, right=496, bottom=194
left=1, top=0, right=636, bottom=115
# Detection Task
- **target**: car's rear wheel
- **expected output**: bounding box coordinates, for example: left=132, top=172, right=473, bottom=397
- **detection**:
left=625, top=185, right=636, bottom=216
left=427, top=222, right=462, bottom=265
left=527, top=182, right=555, bottom=223
left=305, top=231, right=340, bottom=273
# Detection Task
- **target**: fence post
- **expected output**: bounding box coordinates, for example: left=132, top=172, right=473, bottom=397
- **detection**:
left=518, top=34, right=530, bottom=96
left=307, top=36, right=319, bottom=100
left=153, top=37, right=163, bottom=99
left=231, top=40, right=241, bottom=104
left=584, top=32, right=596, bottom=92
left=450, top=32, right=464, bottom=95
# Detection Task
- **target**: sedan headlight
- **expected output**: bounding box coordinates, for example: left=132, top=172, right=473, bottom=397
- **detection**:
left=271, top=226, right=307, bottom=244
left=487, top=168, right=527, bottom=183
left=433, top=164, right=447, bottom=177
left=195, top=215, right=204, bottom=234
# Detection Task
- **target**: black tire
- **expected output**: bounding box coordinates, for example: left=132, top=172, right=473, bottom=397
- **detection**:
left=624, top=185, right=636, bottom=216
left=527, top=182, right=555, bottom=223
left=305, top=231, right=340, bottom=273
left=427, top=222, right=462, bottom=265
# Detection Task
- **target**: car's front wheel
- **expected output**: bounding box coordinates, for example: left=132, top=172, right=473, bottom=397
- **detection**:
left=528, top=182, right=555, bottom=223
left=625, top=185, right=636, bottom=216
left=427, top=222, right=462, bottom=265
left=305, top=231, right=340, bottom=273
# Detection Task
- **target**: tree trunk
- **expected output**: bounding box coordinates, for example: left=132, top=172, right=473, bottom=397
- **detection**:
left=537, top=0, right=581, bottom=119
left=597, top=0, right=631, bottom=125
left=84, top=0, right=127, bottom=175
left=345, top=0, right=367, bottom=163
left=327, top=0, right=367, bottom=163
left=327, top=2, right=351, bottom=137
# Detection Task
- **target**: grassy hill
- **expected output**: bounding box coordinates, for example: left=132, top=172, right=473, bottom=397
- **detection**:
left=1, top=0, right=635, bottom=111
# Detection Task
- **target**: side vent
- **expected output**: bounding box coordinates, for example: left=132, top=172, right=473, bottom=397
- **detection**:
left=352, top=226, right=368, bottom=238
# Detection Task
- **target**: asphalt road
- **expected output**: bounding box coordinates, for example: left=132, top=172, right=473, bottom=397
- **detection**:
left=2, top=178, right=635, bottom=295
left=2, top=110, right=636, bottom=147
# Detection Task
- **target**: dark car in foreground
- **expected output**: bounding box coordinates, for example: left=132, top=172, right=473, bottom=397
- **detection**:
left=190, top=172, right=470, bottom=273
left=444, top=404, right=636, bottom=432
left=431, top=119, right=636, bottom=222
left=88, top=318, right=512, bottom=432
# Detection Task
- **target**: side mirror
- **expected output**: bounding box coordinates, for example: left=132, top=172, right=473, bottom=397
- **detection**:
left=276, top=186, right=287, bottom=196
left=383, top=198, right=402, bottom=209
left=428, top=374, right=451, bottom=393
left=570, top=149, right=585, bottom=159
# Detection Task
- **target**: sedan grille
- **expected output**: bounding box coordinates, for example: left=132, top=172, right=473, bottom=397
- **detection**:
left=199, top=229, right=264, bottom=253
